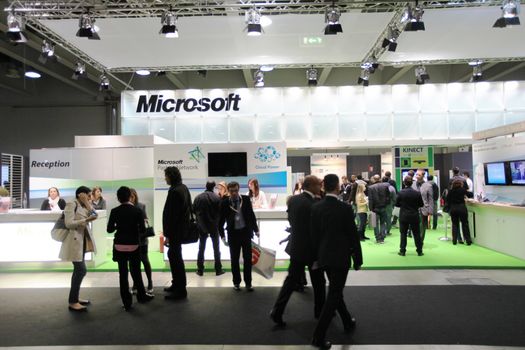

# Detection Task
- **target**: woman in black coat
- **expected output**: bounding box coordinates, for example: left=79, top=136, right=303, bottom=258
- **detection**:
left=107, top=186, right=153, bottom=311
left=447, top=179, right=474, bottom=245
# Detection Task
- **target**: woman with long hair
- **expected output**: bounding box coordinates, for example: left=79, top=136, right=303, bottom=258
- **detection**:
left=447, top=179, right=474, bottom=245
left=91, top=186, right=107, bottom=210
left=41, top=187, right=66, bottom=212
left=130, top=188, right=154, bottom=293
left=247, top=178, right=268, bottom=209
left=355, top=183, right=370, bottom=241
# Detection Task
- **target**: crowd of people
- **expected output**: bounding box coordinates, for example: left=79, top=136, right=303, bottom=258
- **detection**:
left=48, top=165, right=473, bottom=349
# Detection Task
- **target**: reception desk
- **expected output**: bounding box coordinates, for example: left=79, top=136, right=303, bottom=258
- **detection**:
left=467, top=201, right=525, bottom=260
left=0, top=209, right=108, bottom=268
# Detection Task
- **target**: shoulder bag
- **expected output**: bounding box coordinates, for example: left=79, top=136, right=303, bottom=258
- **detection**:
left=181, top=188, right=199, bottom=244
left=51, top=203, right=77, bottom=242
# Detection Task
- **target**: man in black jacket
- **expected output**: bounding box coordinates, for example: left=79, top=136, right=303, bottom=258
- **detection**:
left=395, top=176, right=425, bottom=256
left=270, top=175, right=324, bottom=326
left=194, top=181, right=224, bottom=276
left=311, top=174, right=363, bottom=350
left=162, top=166, right=191, bottom=300
left=218, top=181, right=259, bottom=291
left=367, top=175, right=391, bottom=244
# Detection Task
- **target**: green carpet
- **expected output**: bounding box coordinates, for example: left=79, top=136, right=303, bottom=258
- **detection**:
left=1, top=226, right=525, bottom=273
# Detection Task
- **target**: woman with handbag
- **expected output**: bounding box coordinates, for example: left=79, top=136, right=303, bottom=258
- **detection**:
left=130, top=188, right=154, bottom=294
left=59, top=186, right=98, bottom=312
left=107, top=186, right=153, bottom=311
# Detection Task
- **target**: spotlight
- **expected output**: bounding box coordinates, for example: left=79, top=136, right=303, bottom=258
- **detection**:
left=403, top=2, right=425, bottom=31
left=160, top=9, right=179, bottom=38
left=469, top=61, right=483, bottom=82
left=25, top=69, right=41, bottom=79
left=6, top=12, right=27, bottom=43
left=381, top=26, right=400, bottom=52
left=38, top=40, right=56, bottom=64
left=72, top=62, right=86, bottom=80
left=99, top=72, right=110, bottom=91
left=197, top=70, right=207, bottom=78
left=357, top=68, right=370, bottom=87
left=136, top=70, right=151, bottom=76
left=76, top=12, right=100, bottom=40
left=324, top=5, right=343, bottom=35
left=361, top=57, right=381, bottom=74
left=245, top=8, right=262, bottom=36
left=307, top=67, right=318, bottom=86
left=493, top=0, right=520, bottom=27
left=254, top=70, right=264, bottom=87
left=415, top=65, right=430, bottom=85
left=260, top=65, right=274, bottom=72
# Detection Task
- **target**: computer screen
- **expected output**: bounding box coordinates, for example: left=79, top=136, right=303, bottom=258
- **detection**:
left=509, top=160, right=525, bottom=185
left=207, top=152, right=248, bottom=177
left=401, top=169, right=428, bottom=182
left=484, top=162, right=508, bottom=186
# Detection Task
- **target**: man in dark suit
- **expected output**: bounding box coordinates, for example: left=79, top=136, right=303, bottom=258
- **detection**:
left=218, top=181, right=259, bottom=291
left=395, top=176, right=425, bottom=256
left=270, top=175, right=324, bottom=326
left=311, top=174, right=363, bottom=350
left=193, top=181, right=224, bottom=276
left=162, top=166, right=191, bottom=300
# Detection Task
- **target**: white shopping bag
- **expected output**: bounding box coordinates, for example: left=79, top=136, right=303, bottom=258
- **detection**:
left=368, top=211, right=377, bottom=229
left=251, top=240, right=276, bottom=279
left=392, top=206, right=400, bottom=217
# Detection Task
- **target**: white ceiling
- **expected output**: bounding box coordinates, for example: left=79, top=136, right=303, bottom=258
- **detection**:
left=40, top=6, right=525, bottom=70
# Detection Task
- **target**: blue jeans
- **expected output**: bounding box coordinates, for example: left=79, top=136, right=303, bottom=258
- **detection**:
left=373, top=207, right=388, bottom=241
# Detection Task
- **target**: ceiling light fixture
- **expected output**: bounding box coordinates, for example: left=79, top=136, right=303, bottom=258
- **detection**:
left=72, top=62, right=86, bottom=80
left=324, top=3, right=343, bottom=35
left=469, top=61, right=483, bottom=82
left=38, top=39, right=56, bottom=64
left=76, top=12, right=100, bottom=40
left=6, top=11, right=27, bottom=43
left=260, top=65, right=274, bottom=72
left=403, top=1, right=425, bottom=31
left=99, top=72, right=110, bottom=91
left=136, top=70, right=151, bottom=76
left=260, top=16, right=272, bottom=27
left=306, top=66, right=318, bottom=86
left=382, top=25, right=400, bottom=52
left=493, top=0, right=520, bottom=27
left=415, top=64, right=430, bottom=85
left=357, top=68, right=370, bottom=86
left=245, top=8, right=262, bottom=36
left=160, top=8, right=179, bottom=38
left=254, top=70, right=264, bottom=87
left=25, top=70, right=41, bottom=79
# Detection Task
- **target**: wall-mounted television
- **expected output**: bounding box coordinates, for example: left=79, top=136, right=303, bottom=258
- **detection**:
left=401, top=169, right=428, bottom=182
left=509, top=160, right=525, bottom=185
left=208, top=152, right=247, bottom=177
left=484, top=162, right=509, bottom=186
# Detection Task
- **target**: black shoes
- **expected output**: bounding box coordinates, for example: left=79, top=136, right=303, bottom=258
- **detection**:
left=138, top=293, right=154, bottom=303
left=164, top=285, right=175, bottom=292
left=418, top=252, right=424, bottom=256
left=398, top=251, right=406, bottom=256
left=311, top=339, right=332, bottom=349
left=233, top=284, right=241, bottom=291
left=246, top=284, right=254, bottom=292
left=196, top=270, right=204, bottom=276
left=269, top=309, right=286, bottom=327
left=165, top=291, right=187, bottom=300
left=216, top=269, right=225, bottom=276
left=343, top=317, right=357, bottom=332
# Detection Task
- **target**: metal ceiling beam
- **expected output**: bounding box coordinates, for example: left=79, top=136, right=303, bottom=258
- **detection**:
left=485, top=62, right=525, bottom=81
left=456, top=62, right=498, bottom=82
left=385, top=65, right=412, bottom=84
left=242, top=69, right=253, bottom=88
left=318, top=67, right=332, bottom=86
left=166, top=72, right=186, bottom=89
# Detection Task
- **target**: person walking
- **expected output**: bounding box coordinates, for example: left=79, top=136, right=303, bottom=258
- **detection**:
left=311, top=174, right=363, bottom=349
left=194, top=181, right=224, bottom=276
left=270, top=175, right=326, bottom=326
left=162, top=166, right=191, bottom=300
left=59, top=186, right=97, bottom=312
left=218, top=181, right=259, bottom=291
left=396, top=176, right=425, bottom=256
left=447, top=179, right=474, bottom=245
left=130, top=188, right=154, bottom=294
left=107, top=186, right=154, bottom=311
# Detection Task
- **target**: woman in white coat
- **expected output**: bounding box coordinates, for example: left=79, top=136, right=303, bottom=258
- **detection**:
left=59, top=186, right=98, bottom=312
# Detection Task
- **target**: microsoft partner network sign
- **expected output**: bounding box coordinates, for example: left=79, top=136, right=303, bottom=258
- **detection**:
left=135, top=93, right=241, bottom=113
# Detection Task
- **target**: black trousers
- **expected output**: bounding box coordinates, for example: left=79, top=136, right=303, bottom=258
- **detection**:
left=273, top=259, right=326, bottom=318
left=400, top=218, right=423, bottom=254
left=228, top=230, right=252, bottom=286
left=420, top=214, right=428, bottom=242
left=117, top=250, right=147, bottom=308
left=313, top=267, right=353, bottom=341
left=167, top=242, right=187, bottom=293
left=197, top=232, right=222, bottom=271
left=450, top=204, right=472, bottom=244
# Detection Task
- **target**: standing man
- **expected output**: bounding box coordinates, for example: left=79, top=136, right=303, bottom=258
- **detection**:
left=449, top=167, right=468, bottom=190
left=218, top=181, right=259, bottom=291
left=368, top=174, right=390, bottom=244
left=428, top=175, right=440, bottom=229
left=340, top=175, right=351, bottom=202
left=382, top=176, right=397, bottom=236
left=311, top=174, right=363, bottom=349
left=395, top=176, right=425, bottom=256
left=194, top=181, right=224, bottom=276
left=463, top=171, right=473, bottom=194
left=162, top=166, right=191, bottom=300
left=412, top=169, right=432, bottom=242
left=270, top=175, right=325, bottom=326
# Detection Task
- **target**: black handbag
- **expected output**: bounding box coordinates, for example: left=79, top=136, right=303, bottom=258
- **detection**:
left=180, top=188, right=199, bottom=244
left=144, top=224, right=155, bottom=237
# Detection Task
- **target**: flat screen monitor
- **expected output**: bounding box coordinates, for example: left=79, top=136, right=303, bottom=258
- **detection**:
left=401, top=169, right=428, bottom=182
left=208, top=152, right=247, bottom=177
left=484, top=162, right=508, bottom=185
left=509, top=160, right=525, bottom=185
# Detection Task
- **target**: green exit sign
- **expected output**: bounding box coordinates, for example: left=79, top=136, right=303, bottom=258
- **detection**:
left=302, top=36, right=323, bottom=46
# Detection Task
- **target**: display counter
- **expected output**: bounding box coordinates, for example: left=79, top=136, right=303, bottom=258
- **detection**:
left=467, top=201, right=525, bottom=260
left=174, top=207, right=290, bottom=263
left=0, top=209, right=108, bottom=268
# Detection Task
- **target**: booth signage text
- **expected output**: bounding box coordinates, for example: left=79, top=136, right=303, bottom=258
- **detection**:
left=136, top=93, right=241, bottom=113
